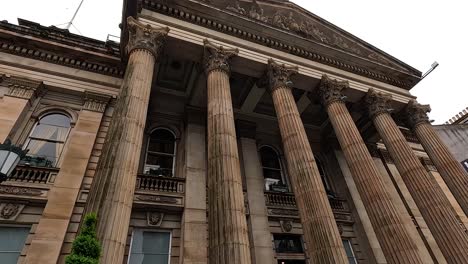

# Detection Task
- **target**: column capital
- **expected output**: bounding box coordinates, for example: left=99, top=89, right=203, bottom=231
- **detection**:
left=405, top=99, right=431, bottom=128
left=126, top=16, right=169, bottom=58
left=203, top=40, right=238, bottom=75
left=4, top=75, right=44, bottom=100
left=260, top=59, right=298, bottom=92
left=317, top=75, right=349, bottom=107
left=83, top=91, right=111, bottom=113
left=365, top=89, right=393, bottom=119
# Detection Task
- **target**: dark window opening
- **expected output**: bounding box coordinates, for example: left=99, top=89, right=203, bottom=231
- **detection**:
left=144, top=129, right=176, bottom=177
left=260, top=146, right=287, bottom=191
left=273, top=234, right=304, bottom=254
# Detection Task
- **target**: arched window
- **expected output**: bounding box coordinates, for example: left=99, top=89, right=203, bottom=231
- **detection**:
left=144, top=128, right=176, bottom=177
left=259, top=146, right=285, bottom=191
left=23, top=113, right=71, bottom=167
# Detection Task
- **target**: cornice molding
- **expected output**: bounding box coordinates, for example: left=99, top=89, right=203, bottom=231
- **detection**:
left=0, top=40, right=125, bottom=78
left=141, top=0, right=415, bottom=89
left=203, top=39, right=238, bottom=75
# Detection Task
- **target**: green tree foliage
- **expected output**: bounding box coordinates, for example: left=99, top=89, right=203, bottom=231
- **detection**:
left=65, top=213, right=101, bottom=264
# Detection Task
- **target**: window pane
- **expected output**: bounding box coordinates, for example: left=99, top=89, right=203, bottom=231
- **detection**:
left=146, top=154, right=173, bottom=170
left=0, top=227, right=29, bottom=264
left=39, top=114, right=71, bottom=128
left=129, top=231, right=170, bottom=264
left=274, top=234, right=303, bottom=253
left=142, top=232, right=170, bottom=253
left=25, top=140, right=63, bottom=166
left=260, top=147, right=281, bottom=169
left=148, top=130, right=175, bottom=154
left=141, top=254, right=169, bottom=264
left=263, top=168, right=282, bottom=181
left=342, top=239, right=357, bottom=264
left=30, top=124, right=69, bottom=142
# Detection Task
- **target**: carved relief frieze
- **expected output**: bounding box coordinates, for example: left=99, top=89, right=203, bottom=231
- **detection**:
left=0, top=186, right=44, bottom=196
left=83, top=91, right=111, bottom=113
left=268, top=208, right=299, bottom=217
left=147, top=211, right=164, bottom=226
left=3, top=76, right=44, bottom=100
left=0, top=203, right=24, bottom=220
left=126, top=16, right=169, bottom=58
left=280, top=220, right=293, bottom=232
left=135, top=194, right=182, bottom=205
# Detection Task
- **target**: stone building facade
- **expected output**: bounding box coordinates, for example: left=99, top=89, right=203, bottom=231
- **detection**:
left=0, top=0, right=468, bottom=264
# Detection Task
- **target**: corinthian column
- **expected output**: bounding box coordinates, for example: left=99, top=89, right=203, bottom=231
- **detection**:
left=203, top=40, right=251, bottom=264
left=316, top=76, right=423, bottom=263
left=85, top=17, right=169, bottom=264
left=406, top=100, right=468, bottom=216
left=366, top=89, right=468, bottom=264
left=265, top=60, right=348, bottom=263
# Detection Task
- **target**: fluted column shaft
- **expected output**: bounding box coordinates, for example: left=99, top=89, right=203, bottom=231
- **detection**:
left=367, top=90, right=468, bottom=264
left=406, top=100, right=468, bottom=216
left=85, top=17, right=168, bottom=264
left=204, top=41, right=251, bottom=264
left=266, top=61, right=348, bottom=263
left=318, top=76, right=423, bottom=263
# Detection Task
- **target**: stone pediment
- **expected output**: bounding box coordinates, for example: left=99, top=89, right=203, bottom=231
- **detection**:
left=203, top=0, right=420, bottom=76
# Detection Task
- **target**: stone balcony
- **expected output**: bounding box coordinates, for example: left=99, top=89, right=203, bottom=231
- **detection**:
left=264, top=191, right=353, bottom=223
left=133, top=174, right=186, bottom=210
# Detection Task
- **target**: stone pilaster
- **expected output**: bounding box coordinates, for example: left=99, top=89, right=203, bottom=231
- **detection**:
left=317, top=76, right=423, bottom=263
left=0, top=76, right=43, bottom=142
left=85, top=17, right=169, bottom=264
left=204, top=40, right=252, bottom=264
left=237, top=120, right=276, bottom=264
left=265, top=60, right=348, bottom=263
left=366, top=89, right=468, bottom=264
left=406, top=100, right=468, bottom=216
left=24, top=93, right=109, bottom=264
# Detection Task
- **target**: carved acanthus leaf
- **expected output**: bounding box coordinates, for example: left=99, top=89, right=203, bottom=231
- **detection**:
left=405, top=99, right=431, bottom=128
left=317, top=75, right=349, bottom=107
left=126, top=16, right=169, bottom=58
left=83, top=91, right=111, bottom=113
left=365, top=88, right=393, bottom=119
left=203, top=39, right=239, bottom=75
left=263, top=59, right=298, bottom=92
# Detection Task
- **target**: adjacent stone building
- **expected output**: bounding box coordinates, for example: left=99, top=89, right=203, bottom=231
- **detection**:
left=0, top=1, right=467, bottom=264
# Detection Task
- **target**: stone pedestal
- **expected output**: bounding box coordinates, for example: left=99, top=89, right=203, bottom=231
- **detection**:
left=367, top=89, right=468, bottom=264
left=265, top=60, right=348, bottom=263
left=238, top=121, right=275, bottom=264
left=0, top=76, right=42, bottom=142
left=84, top=17, right=168, bottom=264
left=24, top=94, right=108, bottom=264
left=317, top=76, right=423, bottom=263
left=204, top=40, right=251, bottom=264
left=406, top=100, right=468, bottom=216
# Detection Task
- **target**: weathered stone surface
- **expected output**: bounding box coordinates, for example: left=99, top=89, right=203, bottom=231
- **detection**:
left=85, top=18, right=168, bottom=264
left=367, top=89, right=468, bottom=264
left=266, top=60, right=348, bottom=263
left=406, top=100, right=468, bottom=216
left=204, top=41, right=251, bottom=264
left=318, top=76, right=423, bottom=263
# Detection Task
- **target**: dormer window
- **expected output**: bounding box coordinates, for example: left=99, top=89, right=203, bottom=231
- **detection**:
left=144, top=128, right=176, bottom=177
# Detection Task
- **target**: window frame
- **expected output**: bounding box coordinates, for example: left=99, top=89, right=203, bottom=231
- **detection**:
left=23, top=112, right=72, bottom=167
left=342, top=238, right=358, bottom=264
left=144, top=128, right=177, bottom=177
left=461, top=159, right=468, bottom=172
left=0, top=225, right=30, bottom=264
left=315, top=158, right=332, bottom=193
left=127, top=229, right=172, bottom=264
left=259, top=145, right=287, bottom=190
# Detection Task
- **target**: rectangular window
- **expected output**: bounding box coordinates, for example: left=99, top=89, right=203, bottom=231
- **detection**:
left=343, top=239, right=358, bottom=264
left=0, top=227, right=30, bottom=264
left=273, top=234, right=304, bottom=254
left=128, top=230, right=171, bottom=264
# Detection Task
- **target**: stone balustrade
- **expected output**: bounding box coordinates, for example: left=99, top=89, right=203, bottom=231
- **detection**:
left=265, top=191, right=347, bottom=212
left=136, top=174, right=185, bottom=194
left=7, top=165, right=58, bottom=184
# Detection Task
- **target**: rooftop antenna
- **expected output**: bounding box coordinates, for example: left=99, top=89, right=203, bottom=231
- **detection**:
left=65, top=0, right=84, bottom=30
left=421, top=61, right=439, bottom=80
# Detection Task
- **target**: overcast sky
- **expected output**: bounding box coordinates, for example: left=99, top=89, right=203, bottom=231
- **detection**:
left=1, top=0, right=466, bottom=124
